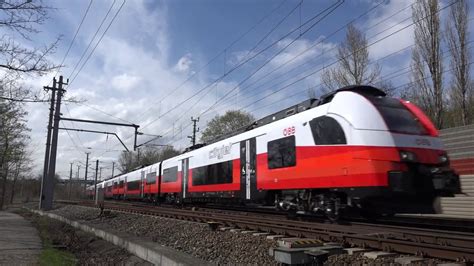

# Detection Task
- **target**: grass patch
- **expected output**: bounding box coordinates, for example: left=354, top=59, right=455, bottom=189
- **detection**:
left=39, top=247, right=76, bottom=266
left=16, top=209, right=78, bottom=266
left=36, top=216, right=77, bottom=266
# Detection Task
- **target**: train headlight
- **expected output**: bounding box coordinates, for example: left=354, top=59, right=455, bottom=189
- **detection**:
left=399, top=150, right=417, bottom=162
left=438, top=154, right=449, bottom=164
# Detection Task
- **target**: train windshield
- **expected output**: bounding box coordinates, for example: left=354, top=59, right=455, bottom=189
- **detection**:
left=368, top=96, right=428, bottom=135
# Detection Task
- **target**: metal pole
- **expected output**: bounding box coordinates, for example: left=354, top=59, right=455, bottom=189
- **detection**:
left=94, top=160, right=99, bottom=204
left=111, top=162, right=115, bottom=178
left=43, top=76, right=66, bottom=210
left=39, top=78, right=56, bottom=209
left=84, top=152, right=90, bottom=193
left=68, top=162, right=73, bottom=200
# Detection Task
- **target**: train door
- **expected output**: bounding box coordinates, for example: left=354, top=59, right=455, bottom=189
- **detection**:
left=240, top=138, right=257, bottom=200
left=181, top=158, right=189, bottom=201
left=140, top=170, right=145, bottom=198
left=123, top=176, right=127, bottom=198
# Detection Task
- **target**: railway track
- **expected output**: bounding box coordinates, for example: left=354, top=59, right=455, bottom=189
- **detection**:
left=58, top=200, right=474, bottom=262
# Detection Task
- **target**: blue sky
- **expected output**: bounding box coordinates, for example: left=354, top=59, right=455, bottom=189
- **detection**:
left=11, top=0, right=472, bottom=178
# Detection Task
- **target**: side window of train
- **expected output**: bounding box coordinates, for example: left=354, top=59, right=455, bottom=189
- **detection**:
left=145, top=172, right=156, bottom=184
left=127, top=180, right=140, bottom=190
left=309, top=116, right=347, bottom=145
left=163, top=167, right=178, bottom=183
left=192, top=161, right=233, bottom=186
left=267, top=135, right=296, bottom=169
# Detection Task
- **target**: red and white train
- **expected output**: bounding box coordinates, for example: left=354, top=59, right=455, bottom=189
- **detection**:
left=88, top=86, right=460, bottom=218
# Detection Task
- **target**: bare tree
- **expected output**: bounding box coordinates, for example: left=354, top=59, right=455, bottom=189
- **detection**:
left=445, top=0, right=471, bottom=126
left=321, top=23, right=381, bottom=92
left=0, top=99, right=29, bottom=209
left=118, top=146, right=181, bottom=173
left=410, top=0, right=444, bottom=128
left=0, top=0, right=60, bottom=101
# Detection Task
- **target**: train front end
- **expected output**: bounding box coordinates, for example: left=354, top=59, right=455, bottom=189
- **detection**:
left=328, top=86, right=461, bottom=214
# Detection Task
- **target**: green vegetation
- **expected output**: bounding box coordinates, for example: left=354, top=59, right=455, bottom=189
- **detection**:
left=36, top=215, right=77, bottom=266
left=39, top=247, right=76, bottom=266
left=12, top=209, right=78, bottom=266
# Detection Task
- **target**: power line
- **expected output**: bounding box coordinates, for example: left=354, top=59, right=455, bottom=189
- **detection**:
left=55, top=0, right=94, bottom=78
left=132, top=0, right=288, bottom=120
left=155, top=0, right=388, bottom=139
left=177, top=0, right=345, bottom=126
left=202, top=0, right=456, bottom=118
left=69, top=0, right=126, bottom=87
left=63, top=102, right=85, bottom=149
left=139, top=0, right=344, bottom=132
left=164, top=0, right=457, bottom=146
left=96, top=0, right=344, bottom=158
left=67, top=0, right=117, bottom=82
left=76, top=102, right=134, bottom=124
left=213, top=0, right=399, bottom=109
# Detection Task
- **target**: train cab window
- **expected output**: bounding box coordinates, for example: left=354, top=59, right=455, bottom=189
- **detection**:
left=192, top=161, right=233, bottom=186
left=368, top=96, right=427, bottom=135
left=268, top=136, right=296, bottom=169
left=163, top=167, right=178, bottom=183
left=127, top=180, right=140, bottom=190
left=145, top=172, right=156, bottom=185
left=309, top=116, right=346, bottom=145
left=119, top=180, right=124, bottom=188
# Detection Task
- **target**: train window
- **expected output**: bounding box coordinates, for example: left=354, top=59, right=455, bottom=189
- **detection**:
left=163, top=167, right=178, bottom=183
left=309, top=116, right=347, bottom=145
left=127, top=180, right=140, bottom=190
left=192, top=161, right=233, bottom=186
left=368, top=96, right=428, bottom=135
left=119, top=180, right=124, bottom=188
left=113, top=182, right=117, bottom=189
left=267, top=136, right=296, bottom=169
left=145, top=172, right=156, bottom=185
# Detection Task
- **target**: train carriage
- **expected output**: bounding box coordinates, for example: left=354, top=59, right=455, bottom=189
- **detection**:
left=96, top=85, right=460, bottom=218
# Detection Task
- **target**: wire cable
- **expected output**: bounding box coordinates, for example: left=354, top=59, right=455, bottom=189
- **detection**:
left=55, top=0, right=94, bottom=78
left=67, top=0, right=117, bottom=82
left=69, top=0, right=127, bottom=87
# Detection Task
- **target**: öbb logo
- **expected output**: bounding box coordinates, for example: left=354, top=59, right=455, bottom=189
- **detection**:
left=283, top=126, right=295, bottom=136
left=415, top=138, right=431, bottom=146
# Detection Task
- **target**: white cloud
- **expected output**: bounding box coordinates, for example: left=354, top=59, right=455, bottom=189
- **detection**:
left=364, top=0, right=414, bottom=60
left=111, top=73, right=142, bottom=92
left=174, top=53, right=194, bottom=74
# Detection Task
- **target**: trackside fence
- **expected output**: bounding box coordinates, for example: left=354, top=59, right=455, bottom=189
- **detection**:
left=440, top=124, right=474, bottom=175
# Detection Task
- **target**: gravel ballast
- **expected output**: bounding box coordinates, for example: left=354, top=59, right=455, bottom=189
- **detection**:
left=46, top=204, right=459, bottom=265
left=49, top=205, right=277, bottom=265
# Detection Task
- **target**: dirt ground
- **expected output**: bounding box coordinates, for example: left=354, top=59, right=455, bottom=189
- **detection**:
left=16, top=208, right=152, bottom=265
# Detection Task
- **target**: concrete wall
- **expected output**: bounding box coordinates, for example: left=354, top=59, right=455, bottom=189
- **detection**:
left=440, top=124, right=474, bottom=175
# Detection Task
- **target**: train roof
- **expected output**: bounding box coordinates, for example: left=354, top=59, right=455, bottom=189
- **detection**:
left=205, top=85, right=386, bottom=145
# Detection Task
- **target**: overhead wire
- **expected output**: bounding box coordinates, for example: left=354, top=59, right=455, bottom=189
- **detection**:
left=172, top=0, right=344, bottom=128
left=67, top=0, right=117, bottom=83
left=139, top=0, right=344, bottom=132
left=201, top=0, right=456, bottom=118
left=97, top=0, right=344, bottom=157
left=132, top=0, right=288, bottom=120
left=55, top=0, right=94, bottom=79
left=164, top=0, right=458, bottom=145
left=68, top=0, right=127, bottom=87
left=211, top=0, right=405, bottom=109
